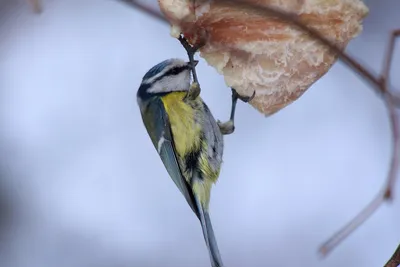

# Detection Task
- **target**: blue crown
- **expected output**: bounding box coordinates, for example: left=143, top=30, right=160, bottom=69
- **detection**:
left=142, top=59, right=175, bottom=80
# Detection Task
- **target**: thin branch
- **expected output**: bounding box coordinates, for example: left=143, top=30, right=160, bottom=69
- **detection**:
left=385, top=244, right=400, bottom=267
left=319, top=30, right=400, bottom=256
left=319, top=99, right=398, bottom=253
left=384, top=94, right=400, bottom=201
left=117, top=0, right=400, bottom=259
left=27, top=0, right=42, bottom=13
left=382, top=29, right=400, bottom=107
left=319, top=189, right=386, bottom=255
left=382, top=30, right=400, bottom=89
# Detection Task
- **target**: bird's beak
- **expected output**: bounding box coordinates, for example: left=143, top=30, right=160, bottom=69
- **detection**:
left=187, top=60, right=199, bottom=67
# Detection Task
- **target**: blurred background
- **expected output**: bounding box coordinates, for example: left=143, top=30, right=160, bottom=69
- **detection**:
left=0, top=0, right=399, bottom=266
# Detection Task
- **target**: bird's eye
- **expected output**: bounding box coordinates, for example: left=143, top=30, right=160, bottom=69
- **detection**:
left=165, top=66, right=187, bottom=77
left=169, top=67, right=181, bottom=76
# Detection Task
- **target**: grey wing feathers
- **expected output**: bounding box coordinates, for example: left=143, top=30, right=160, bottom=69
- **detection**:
left=142, top=99, right=200, bottom=218
left=202, top=103, right=224, bottom=171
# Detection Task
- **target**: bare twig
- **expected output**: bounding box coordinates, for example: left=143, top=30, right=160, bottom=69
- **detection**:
left=320, top=30, right=400, bottom=256
left=116, top=0, right=400, bottom=259
left=385, top=244, right=400, bottom=267
left=382, top=29, right=400, bottom=107
left=178, top=35, right=202, bottom=89
left=319, top=103, right=398, bottom=254
left=382, top=30, right=400, bottom=199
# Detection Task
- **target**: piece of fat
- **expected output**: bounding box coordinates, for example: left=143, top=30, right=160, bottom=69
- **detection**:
left=159, top=0, right=369, bottom=115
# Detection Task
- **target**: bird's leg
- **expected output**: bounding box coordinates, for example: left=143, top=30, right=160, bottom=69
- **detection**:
left=178, top=34, right=205, bottom=100
left=218, top=88, right=256, bottom=135
left=185, top=82, right=200, bottom=101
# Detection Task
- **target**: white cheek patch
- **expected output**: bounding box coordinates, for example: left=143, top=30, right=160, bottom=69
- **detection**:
left=143, top=60, right=186, bottom=84
left=174, top=71, right=191, bottom=91
left=147, top=71, right=190, bottom=94
left=147, top=82, right=166, bottom=94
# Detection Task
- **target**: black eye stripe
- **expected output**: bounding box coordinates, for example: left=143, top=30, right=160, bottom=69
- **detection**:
left=164, top=65, right=189, bottom=77
left=149, top=65, right=190, bottom=86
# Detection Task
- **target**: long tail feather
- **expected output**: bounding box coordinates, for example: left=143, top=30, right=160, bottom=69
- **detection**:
left=195, top=198, right=224, bottom=267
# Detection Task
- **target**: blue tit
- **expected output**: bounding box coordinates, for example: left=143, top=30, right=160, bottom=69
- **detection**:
left=137, top=58, right=225, bottom=267
left=136, top=57, right=254, bottom=267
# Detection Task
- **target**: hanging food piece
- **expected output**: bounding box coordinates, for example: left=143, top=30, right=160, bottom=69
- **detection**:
left=158, top=0, right=369, bottom=115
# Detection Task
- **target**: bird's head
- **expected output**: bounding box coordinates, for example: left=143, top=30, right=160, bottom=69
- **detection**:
left=137, top=58, right=198, bottom=100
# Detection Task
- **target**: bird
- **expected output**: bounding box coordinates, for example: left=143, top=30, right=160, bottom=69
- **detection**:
left=136, top=58, right=254, bottom=267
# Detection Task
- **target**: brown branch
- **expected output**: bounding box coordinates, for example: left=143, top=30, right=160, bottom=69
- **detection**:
left=382, top=29, right=400, bottom=107
left=385, top=244, right=400, bottom=267
left=382, top=30, right=400, bottom=89
left=320, top=29, right=400, bottom=256
left=27, top=0, right=42, bottom=13
left=117, top=0, right=399, bottom=260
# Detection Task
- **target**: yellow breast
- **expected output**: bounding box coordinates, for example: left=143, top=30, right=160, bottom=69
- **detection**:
left=161, top=92, right=202, bottom=158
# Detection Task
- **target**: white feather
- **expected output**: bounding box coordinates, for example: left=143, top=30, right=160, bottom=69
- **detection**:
left=147, top=70, right=191, bottom=94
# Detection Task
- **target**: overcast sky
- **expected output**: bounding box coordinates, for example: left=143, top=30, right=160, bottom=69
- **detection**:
left=0, top=1, right=399, bottom=267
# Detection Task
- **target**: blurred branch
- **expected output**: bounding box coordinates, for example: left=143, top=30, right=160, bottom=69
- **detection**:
left=382, top=30, right=400, bottom=200
left=383, top=30, right=400, bottom=104
left=385, top=244, right=400, bottom=267
left=27, top=0, right=42, bottom=13
left=320, top=29, right=400, bottom=256
left=117, top=0, right=400, bottom=260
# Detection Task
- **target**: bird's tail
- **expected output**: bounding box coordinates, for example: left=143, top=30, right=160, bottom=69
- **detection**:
left=195, top=198, right=224, bottom=267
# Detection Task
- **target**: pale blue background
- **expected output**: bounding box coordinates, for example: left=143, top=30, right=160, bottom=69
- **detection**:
left=0, top=1, right=399, bottom=266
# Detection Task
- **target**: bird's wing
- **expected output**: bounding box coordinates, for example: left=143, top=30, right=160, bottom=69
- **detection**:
left=201, top=103, right=224, bottom=174
left=142, top=98, right=199, bottom=218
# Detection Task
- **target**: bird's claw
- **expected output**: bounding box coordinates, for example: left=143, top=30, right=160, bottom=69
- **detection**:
left=232, top=88, right=256, bottom=103
left=185, top=82, right=201, bottom=100
left=178, top=34, right=204, bottom=55
left=217, top=120, right=235, bottom=135
left=178, top=35, right=199, bottom=70
left=178, top=34, right=203, bottom=99
left=178, top=33, right=206, bottom=52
